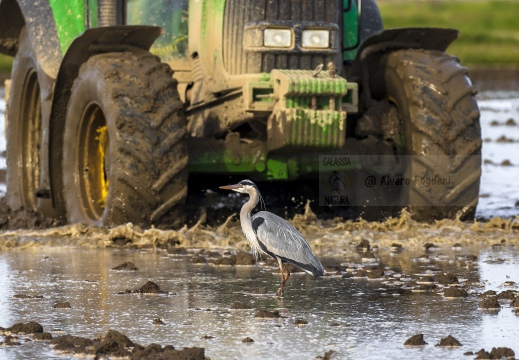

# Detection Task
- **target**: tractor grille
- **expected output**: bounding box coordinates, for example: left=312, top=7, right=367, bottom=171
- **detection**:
left=223, top=0, right=341, bottom=75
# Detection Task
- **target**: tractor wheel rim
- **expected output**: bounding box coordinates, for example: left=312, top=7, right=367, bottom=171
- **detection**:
left=76, top=102, right=109, bottom=221
left=21, top=69, right=41, bottom=210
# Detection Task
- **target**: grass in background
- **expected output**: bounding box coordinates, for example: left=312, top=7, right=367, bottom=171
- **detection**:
left=0, top=54, right=12, bottom=74
left=378, top=0, right=519, bottom=66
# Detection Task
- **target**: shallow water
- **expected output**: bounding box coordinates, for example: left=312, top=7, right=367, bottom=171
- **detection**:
left=0, top=245, right=518, bottom=359
left=477, top=91, right=519, bottom=219
left=0, top=87, right=518, bottom=359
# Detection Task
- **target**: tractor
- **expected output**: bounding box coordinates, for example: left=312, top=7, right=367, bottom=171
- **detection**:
left=0, top=0, right=482, bottom=227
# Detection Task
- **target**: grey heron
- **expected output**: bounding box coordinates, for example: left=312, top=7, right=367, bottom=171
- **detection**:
left=220, top=179, right=324, bottom=297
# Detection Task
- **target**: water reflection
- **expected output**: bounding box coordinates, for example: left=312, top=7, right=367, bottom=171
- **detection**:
left=0, top=246, right=517, bottom=359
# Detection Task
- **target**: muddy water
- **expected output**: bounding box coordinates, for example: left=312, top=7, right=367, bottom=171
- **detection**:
left=477, top=91, right=519, bottom=219
left=1, top=245, right=519, bottom=359
left=0, top=89, right=518, bottom=359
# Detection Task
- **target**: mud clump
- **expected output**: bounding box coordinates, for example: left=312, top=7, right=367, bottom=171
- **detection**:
left=356, top=239, right=371, bottom=252
left=404, top=334, right=427, bottom=346
left=95, top=329, right=134, bottom=358
left=479, top=296, right=501, bottom=309
left=435, top=335, right=462, bottom=347
left=235, top=251, right=256, bottom=265
left=153, top=318, right=165, bottom=325
left=112, top=261, right=139, bottom=271
left=132, top=344, right=206, bottom=360
left=52, top=329, right=207, bottom=359
left=120, top=280, right=168, bottom=294
left=0, top=335, right=22, bottom=346
left=444, top=287, right=468, bottom=298
left=476, top=347, right=515, bottom=359
left=496, top=290, right=515, bottom=300
left=435, top=273, right=458, bottom=285
left=53, top=301, right=71, bottom=309
left=52, top=334, right=94, bottom=355
left=255, top=309, right=281, bottom=318
left=230, top=301, right=252, bottom=310
left=479, top=290, right=497, bottom=297
left=191, top=255, right=207, bottom=264
left=135, top=281, right=167, bottom=294
left=33, top=332, right=53, bottom=341
left=6, top=321, right=44, bottom=334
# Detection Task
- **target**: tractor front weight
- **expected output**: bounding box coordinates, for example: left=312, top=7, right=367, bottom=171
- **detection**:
left=188, top=68, right=358, bottom=181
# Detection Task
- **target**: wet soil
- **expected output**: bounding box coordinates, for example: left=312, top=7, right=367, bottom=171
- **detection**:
left=444, top=287, right=468, bottom=298
left=112, top=261, right=139, bottom=271
left=475, top=347, right=515, bottom=359
left=120, top=281, right=168, bottom=295
left=479, top=296, right=501, bottom=310
left=0, top=321, right=208, bottom=359
left=436, top=335, right=462, bottom=347
left=404, top=334, right=427, bottom=346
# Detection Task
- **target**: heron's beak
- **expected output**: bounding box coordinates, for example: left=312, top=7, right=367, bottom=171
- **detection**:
left=219, top=184, right=241, bottom=191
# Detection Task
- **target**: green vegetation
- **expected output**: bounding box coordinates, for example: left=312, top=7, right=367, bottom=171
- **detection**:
left=0, top=54, right=12, bottom=73
left=378, top=0, right=519, bottom=66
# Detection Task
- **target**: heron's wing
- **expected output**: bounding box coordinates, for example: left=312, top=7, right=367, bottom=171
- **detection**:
left=251, top=211, right=324, bottom=276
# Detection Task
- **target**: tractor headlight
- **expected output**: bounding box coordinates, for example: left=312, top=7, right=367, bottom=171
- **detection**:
left=302, top=30, right=330, bottom=48
left=264, top=29, right=292, bottom=48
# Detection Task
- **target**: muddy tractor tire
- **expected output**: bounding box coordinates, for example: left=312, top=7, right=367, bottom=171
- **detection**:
left=63, top=50, right=188, bottom=227
left=374, top=49, right=482, bottom=221
left=6, top=28, right=45, bottom=212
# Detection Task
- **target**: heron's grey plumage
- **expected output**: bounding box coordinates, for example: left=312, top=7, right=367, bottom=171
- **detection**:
left=252, top=211, right=323, bottom=276
left=220, top=179, right=324, bottom=296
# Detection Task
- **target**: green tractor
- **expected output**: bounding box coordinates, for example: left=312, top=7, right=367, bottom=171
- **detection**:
left=0, top=0, right=481, bottom=227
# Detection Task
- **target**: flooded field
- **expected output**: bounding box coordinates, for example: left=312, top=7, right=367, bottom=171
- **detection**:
left=0, top=84, right=519, bottom=359
left=1, top=243, right=519, bottom=359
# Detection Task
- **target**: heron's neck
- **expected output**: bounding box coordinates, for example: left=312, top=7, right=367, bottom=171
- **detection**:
left=240, top=191, right=259, bottom=220
left=239, top=190, right=262, bottom=258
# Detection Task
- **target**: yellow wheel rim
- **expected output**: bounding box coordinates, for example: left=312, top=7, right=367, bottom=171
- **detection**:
left=95, top=125, right=109, bottom=207
left=76, top=103, right=109, bottom=221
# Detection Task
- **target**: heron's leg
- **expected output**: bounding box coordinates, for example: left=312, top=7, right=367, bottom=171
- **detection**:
left=284, top=267, right=291, bottom=283
left=275, top=258, right=285, bottom=297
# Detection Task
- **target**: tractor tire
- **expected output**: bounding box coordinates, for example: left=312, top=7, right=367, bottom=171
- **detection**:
left=6, top=28, right=45, bottom=212
left=62, top=50, right=188, bottom=227
left=374, top=49, right=482, bottom=221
